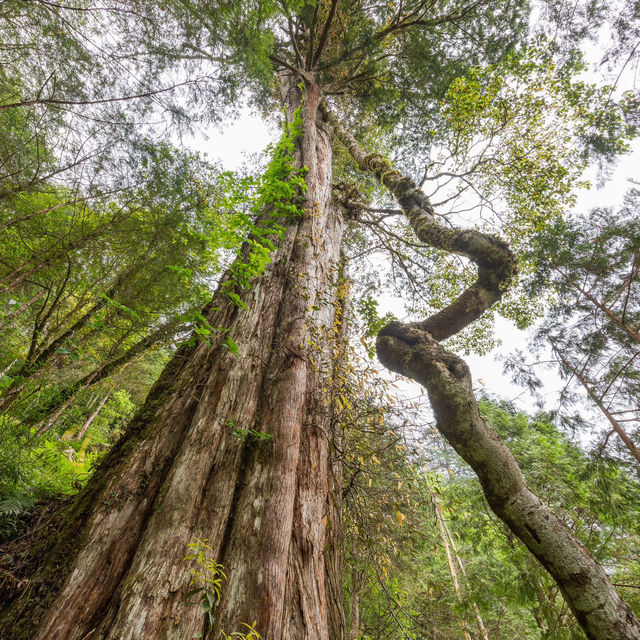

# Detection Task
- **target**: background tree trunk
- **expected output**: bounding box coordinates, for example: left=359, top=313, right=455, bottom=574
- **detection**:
left=74, top=389, right=113, bottom=441
left=0, top=77, right=346, bottom=640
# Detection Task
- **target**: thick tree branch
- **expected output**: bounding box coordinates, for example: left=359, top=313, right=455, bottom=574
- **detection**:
left=321, top=102, right=640, bottom=640
left=268, top=54, right=313, bottom=84
left=321, top=102, right=516, bottom=341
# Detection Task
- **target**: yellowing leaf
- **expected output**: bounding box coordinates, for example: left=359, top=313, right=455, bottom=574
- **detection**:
left=395, top=510, right=406, bottom=526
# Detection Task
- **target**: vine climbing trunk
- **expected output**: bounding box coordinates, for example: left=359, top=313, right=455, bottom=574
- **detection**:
left=0, top=76, right=346, bottom=640
left=322, top=103, right=640, bottom=640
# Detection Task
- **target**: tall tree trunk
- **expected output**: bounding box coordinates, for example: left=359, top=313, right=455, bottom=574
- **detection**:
left=0, top=78, right=346, bottom=640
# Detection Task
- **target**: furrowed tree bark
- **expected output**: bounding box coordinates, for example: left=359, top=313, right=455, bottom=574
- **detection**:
left=0, top=77, right=346, bottom=640
left=322, top=103, right=640, bottom=640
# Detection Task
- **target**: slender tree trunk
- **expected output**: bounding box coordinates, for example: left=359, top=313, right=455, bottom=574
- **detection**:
left=26, top=268, right=130, bottom=372
left=26, top=318, right=179, bottom=434
left=0, top=78, right=345, bottom=640
left=554, top=266, right=640, bottom=344
left=524, top=565, right=551, bottom=634
left=552, top=342, right=640, bottom=467
left=0, top=200, right=70, bottom=232
left=434, top=500, right=473, bottom=640
left=74, top=390, right=113, bottom=441
left=348, top=572, right=362, bottom=640
left=0, top=263, right=140, bottom=413
left=0, top=358, right=17, bottom=379
left=429, top=481, right=488, bottom=640
left=0, top=288, right=46, bottom=331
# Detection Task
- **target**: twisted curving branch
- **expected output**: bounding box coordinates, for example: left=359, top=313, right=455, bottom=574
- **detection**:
left=321, top=102, right=640, bottom=640
left=321, top=103, right=516, bottom=341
